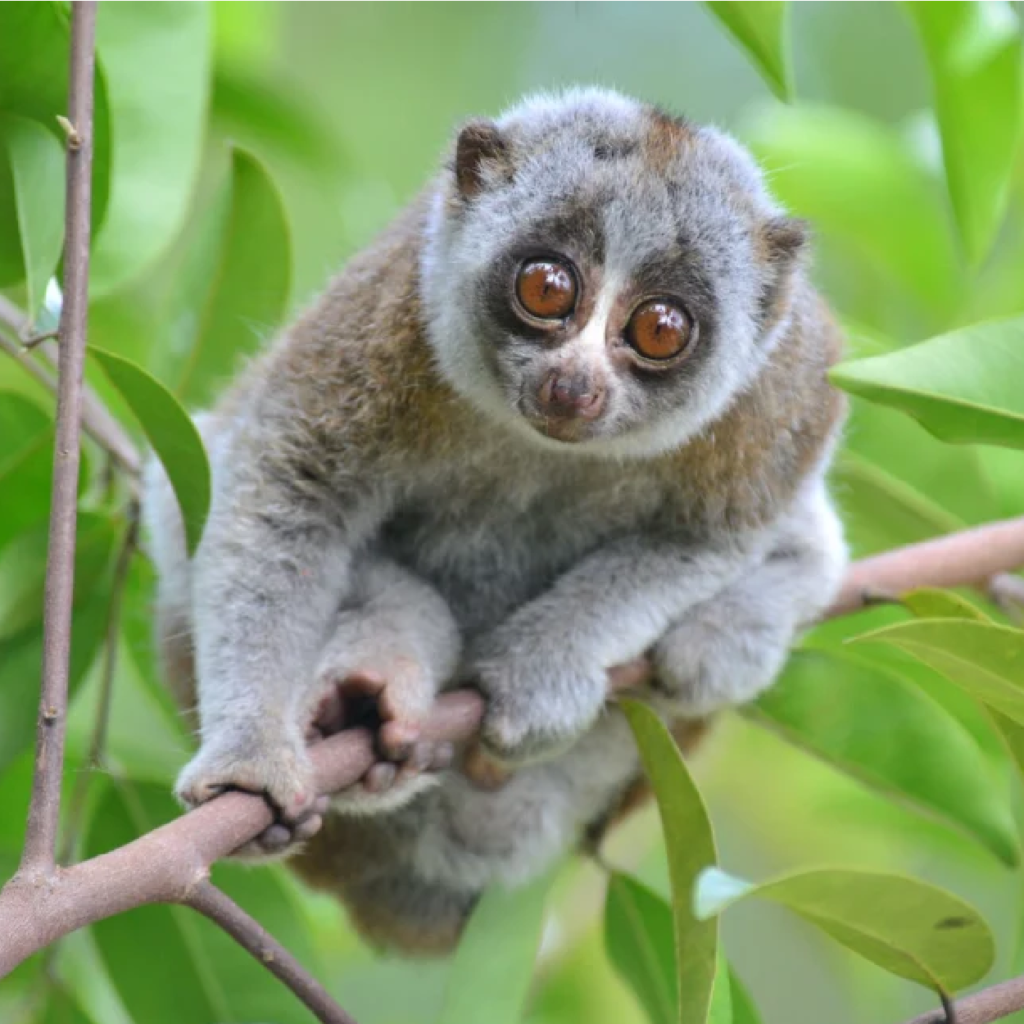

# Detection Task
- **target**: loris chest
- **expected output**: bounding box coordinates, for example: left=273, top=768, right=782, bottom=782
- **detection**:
left=378, top=460, right=667, bottom=634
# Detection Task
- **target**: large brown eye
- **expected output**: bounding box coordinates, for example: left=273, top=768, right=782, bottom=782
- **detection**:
left=625, top=301, right=694, bottom=362
left=515, top=260, right=577, bottom=320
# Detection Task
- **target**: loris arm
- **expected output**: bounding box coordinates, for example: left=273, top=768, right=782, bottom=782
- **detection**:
left=471, top=478, right=845, bottom=764
left=165, top=418, right=390, bottom=849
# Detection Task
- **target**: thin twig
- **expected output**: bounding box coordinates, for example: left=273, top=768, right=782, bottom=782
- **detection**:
left=58, top=510, right=139, bottom=866
left=21, top=329, right=60, bottom=351
left=185, top=881, right=359, bottom=1024
left=20, top=0, right=98, bottom=877
left=0, top=315, right=141, bottom=479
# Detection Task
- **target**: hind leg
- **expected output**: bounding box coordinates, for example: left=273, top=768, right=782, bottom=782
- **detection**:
left=311, top=554, right=462, bottom=815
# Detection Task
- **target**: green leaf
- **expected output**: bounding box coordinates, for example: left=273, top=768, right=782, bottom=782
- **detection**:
left=830, top=317, right=1024, bottom=451
left=707, top=959, right=733, bottom=1024
left=704, top=2, right=791, bottom=99
left=41, top=989, right=99, bottom=1024
left=605, top=873, right=677, bottom=1024
left=623, top=701, right=718, bottom=1024
left=173, top=147, right=291, bottom=408
left=854, top=619, right=1024, bottom=726
left=729, top=972, right=763, bottom=1024
left=0, top=3, right=111, bottom=242
left=0, top=113, right=65, bottom=313
left=901, top=588, right=992, bottom=622
left=743, top=105, right=958, bottom=312
left=750, top=649, right=1018, bottom=865
left=696, top=866, right=994, bottom=993
left=837, top=391, right=998, bottom=555
left=438, top=869, right=555, bottom=1024
left=89, top=346, right=211, bottom=555
left=90, top=2, right=212, bottom=295
left=0, top=515, right=116, bottom=773
left=86, top=781, right=320, bottom=1024
left=0, top=391, right=56, bottom=552
left=904, top=1, right=1023, bottom=265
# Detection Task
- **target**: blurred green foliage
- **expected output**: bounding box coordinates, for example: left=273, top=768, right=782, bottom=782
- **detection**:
left=2, top=3, right=1024, bottom=1024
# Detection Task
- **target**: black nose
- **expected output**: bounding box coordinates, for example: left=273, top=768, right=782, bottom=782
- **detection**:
left=537, top=369, right=606, bottom=420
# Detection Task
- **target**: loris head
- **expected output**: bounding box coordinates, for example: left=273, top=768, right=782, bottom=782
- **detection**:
left=419, top=87, right=809, bottom=458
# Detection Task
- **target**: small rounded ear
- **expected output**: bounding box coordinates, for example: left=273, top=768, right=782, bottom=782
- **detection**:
left=454, top=120, right=508, bottom=200
left=763, top=216, right=810, bottom=267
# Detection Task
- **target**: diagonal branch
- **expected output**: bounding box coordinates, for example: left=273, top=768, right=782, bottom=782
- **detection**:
left=20, top=0, right=98, bottom=877
left=185, top=881, right=359, bottom=1024
left=0, top=516, right=1022, bottom=1011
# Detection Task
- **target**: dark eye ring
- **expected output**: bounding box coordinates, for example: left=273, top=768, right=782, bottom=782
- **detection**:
left=514, top=259, right=578, bottom=321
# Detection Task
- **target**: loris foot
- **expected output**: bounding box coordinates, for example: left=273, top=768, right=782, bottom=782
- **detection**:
left=175, top=732, right=329, bottom=859
left=311, top=670, right=453, bottom=815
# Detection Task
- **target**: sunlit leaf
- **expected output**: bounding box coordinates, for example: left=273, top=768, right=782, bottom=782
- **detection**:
left=704, top=2, right=791, bottom=98
left=854, top=619, right=1024, bottom=725
left=904, top=1, right=1023, bottom=265
left=696, top=866, right=993, bottom=992
left=750, top=649, right=1018, bottom=865
left=86, top=781, right=319, bottom=1024
left=605, top=873, right=677, bottom=1024
left=90, top=346, right=211, bottom=555
left=172, top=147, right=291, bottom=408
left=831, top=317, right=1024, bottom=450
left=0, top=3, right=110, bottom=234
left=0, top=113, right=65, bottom=313
left=744, top=105, right=958, bottom=312
left=623, top=701, right=718, bottom=1024
left=90, top=2, right=212, bottom=295
left=438, top=869, right=555, bottom=1024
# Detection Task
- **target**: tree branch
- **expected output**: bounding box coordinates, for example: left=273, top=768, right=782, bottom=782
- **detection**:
left=185, top=881, right=360, bottom=1024
left=900, top=978, right=1024, bottom=1024
left=20, top=0, right=98, bottom=876
left=829, top=517, right=1024, bottom=617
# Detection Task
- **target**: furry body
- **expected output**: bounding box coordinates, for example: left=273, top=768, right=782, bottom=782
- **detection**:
left=144, top=89, right=847, bottom=954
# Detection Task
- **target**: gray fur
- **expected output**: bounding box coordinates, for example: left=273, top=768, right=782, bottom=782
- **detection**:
left=143, top=87, right=847, bottom=944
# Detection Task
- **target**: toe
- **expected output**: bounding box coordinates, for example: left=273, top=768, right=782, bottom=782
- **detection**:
left=259, top=823, right=293, bottom=853
left=292, top=815, right=323, bottom=842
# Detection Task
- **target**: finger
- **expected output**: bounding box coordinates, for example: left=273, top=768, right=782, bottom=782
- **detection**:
left=407, top=740, right=435, bottom=773
left=341, top=669, right=387, bottom=695
left=312, top=687, right=345, bottom=734
left=380, top=719, right=420, bottom=760
left=364, top=762, right=397, bottom=793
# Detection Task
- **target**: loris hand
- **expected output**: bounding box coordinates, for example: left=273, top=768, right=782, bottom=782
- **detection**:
left=175, top=725, right=328, bottom=859
left=469, top=626, right=610, bottom=766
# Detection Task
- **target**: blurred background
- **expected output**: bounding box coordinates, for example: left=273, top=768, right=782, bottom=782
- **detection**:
left=3, top=4, right=1024, bottom=1023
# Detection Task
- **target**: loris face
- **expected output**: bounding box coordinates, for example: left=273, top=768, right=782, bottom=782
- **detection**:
left=420, top=88, right=808, bottom=458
